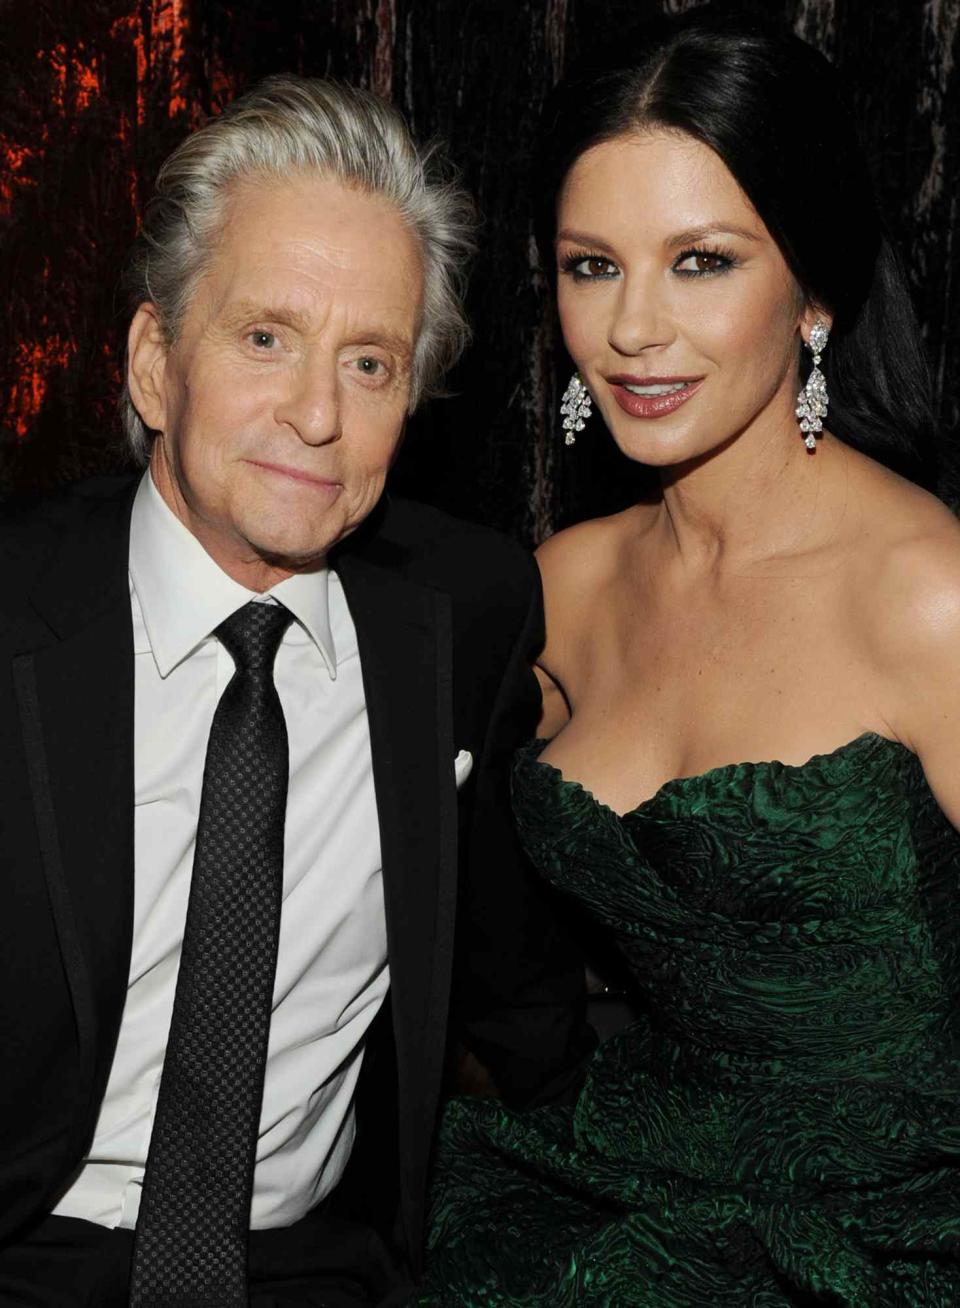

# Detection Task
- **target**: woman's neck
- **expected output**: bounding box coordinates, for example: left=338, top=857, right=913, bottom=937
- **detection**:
left=653, top=397, right=844, bottom=574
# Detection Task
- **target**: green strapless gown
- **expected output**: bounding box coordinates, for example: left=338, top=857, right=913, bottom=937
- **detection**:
left=419, top=733, right=960, bottom=1306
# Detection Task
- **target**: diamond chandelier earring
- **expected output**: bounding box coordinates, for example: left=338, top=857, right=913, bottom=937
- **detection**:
left=561, top=372, right=593, bottom=445
left=795, top=318, right=830, bottom=451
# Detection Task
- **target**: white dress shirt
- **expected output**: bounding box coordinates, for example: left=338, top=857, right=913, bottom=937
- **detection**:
left=53, top=472, right=388, bottom=1230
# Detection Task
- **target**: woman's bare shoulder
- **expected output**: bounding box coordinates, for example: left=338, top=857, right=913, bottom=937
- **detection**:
left=850, top=459, right=960, bottom=619
left=847, top=458, right=960, bottom=695
left=535, top=502, right=657, bottom=600
left=844, top=466, right=960, bottom=824
left=533, top=505, right=656, bottom=728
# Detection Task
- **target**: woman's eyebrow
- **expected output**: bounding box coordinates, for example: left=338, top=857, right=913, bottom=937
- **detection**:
left=555, top=222, right=763, bottom=252
left=555, top=228, right=613, bottom=249
left=665, top=223, right=762, bottom=249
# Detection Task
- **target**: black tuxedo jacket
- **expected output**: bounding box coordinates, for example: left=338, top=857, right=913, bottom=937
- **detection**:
left=0, top=475, right=591, bottom=1279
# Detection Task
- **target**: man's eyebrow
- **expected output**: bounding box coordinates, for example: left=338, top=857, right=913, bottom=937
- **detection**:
left=342, top=329, right=414, bottom=357
left=221, top=304, right=414, bottom=357
left=223, top=302, right=313, bottom=332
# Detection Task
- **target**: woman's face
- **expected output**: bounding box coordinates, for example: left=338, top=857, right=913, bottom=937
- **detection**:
left=555, top=129, right=814, bottom=468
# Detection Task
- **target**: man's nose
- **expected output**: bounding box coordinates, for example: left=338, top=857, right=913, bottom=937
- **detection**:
left=273, top=360, right=341, bottom=446
left=607, top=274, right=674, bottom=357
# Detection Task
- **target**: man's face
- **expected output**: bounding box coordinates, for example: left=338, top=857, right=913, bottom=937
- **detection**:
left=130, top=173, right=424, bottom=585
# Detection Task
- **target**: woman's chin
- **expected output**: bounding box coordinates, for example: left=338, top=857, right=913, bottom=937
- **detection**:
left=607, top=419, right=747, bottom=472
left=610, top=433, right=718, bottom=470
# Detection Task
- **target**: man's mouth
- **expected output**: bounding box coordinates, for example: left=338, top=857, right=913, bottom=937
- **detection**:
left=247, top=460, right=341, bottom=489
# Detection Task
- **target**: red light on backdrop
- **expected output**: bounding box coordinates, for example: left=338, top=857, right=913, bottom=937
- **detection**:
left=2, top=0, right=218, bottom=452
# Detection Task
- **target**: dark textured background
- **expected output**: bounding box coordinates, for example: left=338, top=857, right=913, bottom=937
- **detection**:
left=1, top=0, right=958, bottom=543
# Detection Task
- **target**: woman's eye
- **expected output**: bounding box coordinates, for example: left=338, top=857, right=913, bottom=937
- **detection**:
left=565, top=255, right=618, bottom=280
left=355, top=356, right=384, bottom=376
left=674, top=249, right=733, bottom=277
left=249, top=330, right=277, bottom=349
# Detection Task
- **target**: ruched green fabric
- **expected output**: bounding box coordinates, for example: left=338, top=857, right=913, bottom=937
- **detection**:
left=419, top=733, right=960, bottom=1306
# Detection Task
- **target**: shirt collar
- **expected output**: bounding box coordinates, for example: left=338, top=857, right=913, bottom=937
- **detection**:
left=128, top=472, right=337, bottom=680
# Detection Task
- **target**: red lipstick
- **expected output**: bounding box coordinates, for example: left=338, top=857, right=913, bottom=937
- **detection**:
left=607, top=375, right=704, bottom=419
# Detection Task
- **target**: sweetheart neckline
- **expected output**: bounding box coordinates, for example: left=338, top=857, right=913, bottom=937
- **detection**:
left=523, top=730, right=916, bottom=821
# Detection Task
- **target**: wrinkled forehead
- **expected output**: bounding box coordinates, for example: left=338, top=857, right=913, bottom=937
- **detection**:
left=192, top=171, right=425, bottom=332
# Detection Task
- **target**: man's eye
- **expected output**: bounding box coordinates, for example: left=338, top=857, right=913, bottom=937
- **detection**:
left=249, top=330, right=277, bottom=349
left=356, top=356, right=383, bottom=375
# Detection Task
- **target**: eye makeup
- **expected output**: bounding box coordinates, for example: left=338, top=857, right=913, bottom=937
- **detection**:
left=672, top=245, right=739, bottom=278
left=559, top=243, right=740, bottom=281
left=558, top=250, right=620, bottom=280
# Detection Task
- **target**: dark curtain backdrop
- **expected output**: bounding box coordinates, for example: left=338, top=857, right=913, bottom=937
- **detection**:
left=1, top=0, right=958, bottom=544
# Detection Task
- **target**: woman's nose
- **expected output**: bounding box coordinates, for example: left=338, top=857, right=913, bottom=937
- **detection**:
left=607, top=276, right=674, bottom=357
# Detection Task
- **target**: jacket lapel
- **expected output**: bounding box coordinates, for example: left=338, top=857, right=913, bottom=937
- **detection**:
left=11, top=481, right=458, bottom=1249
left=335, top=549, right=458, bottom=1247
left=13, top=483, right=137, bottom=1146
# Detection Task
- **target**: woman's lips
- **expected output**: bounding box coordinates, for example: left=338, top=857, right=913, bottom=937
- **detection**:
left=608, top=376, right=704, bottom=419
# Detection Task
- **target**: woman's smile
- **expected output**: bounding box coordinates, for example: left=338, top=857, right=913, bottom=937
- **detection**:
left=607, top=374, right=705, bottom=418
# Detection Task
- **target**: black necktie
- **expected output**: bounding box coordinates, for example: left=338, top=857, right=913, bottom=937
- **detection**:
left=129, top=600, right=294, bottom=1308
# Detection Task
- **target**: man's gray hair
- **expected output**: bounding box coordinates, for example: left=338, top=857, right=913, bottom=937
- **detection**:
left=120, top=75, right=475, bottom=464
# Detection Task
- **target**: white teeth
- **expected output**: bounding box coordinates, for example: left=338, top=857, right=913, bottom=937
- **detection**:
left=623, top=381, right=690, bottom=396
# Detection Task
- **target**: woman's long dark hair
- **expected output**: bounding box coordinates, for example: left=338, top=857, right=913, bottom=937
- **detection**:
left=535, top=8, right=938, bottom=489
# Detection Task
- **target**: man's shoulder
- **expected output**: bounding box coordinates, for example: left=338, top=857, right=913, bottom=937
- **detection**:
left=360, top=495, right=538, bottom=609
left=375, top=496, right=531, bottom=563
left=0, top=474, right=138, bottom=600
left=0, top=474, right=137, bottom=538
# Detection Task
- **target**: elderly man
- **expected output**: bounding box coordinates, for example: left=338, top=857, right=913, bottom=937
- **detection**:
left=0, top=77, right=591, bottom=1306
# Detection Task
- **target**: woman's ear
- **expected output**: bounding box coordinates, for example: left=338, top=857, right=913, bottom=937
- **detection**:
left=127, top=303, right=169, bottom=433
left=800, top=303, right=833, bottom=347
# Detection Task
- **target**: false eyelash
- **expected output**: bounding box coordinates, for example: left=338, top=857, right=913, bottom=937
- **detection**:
left=672, top=245, right=739, bottom=277
left=559, top=249, right=618, bottom=279
left=559, top=244, right=741, bottom=280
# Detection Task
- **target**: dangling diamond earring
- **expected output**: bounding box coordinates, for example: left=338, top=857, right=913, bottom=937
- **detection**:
left=795, top=318, right=830, bottom=451
left=560, top=372, right=593, bottom=446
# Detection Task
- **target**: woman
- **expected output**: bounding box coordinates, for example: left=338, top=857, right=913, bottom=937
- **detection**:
left=420, top=9, right=960, bottom=1306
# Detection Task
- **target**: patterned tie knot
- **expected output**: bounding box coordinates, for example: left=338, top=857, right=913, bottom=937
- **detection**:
left=215, top=600, right=293, bottom=673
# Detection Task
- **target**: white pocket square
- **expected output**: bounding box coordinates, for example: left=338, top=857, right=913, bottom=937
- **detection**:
left=454, top=749, right=474, bottom=788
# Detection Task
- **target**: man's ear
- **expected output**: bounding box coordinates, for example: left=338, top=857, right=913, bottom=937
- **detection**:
left=128, top=303, right=170, bottom=433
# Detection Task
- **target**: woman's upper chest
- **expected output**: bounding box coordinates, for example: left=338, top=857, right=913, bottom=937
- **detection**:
left=542, top=562, right=891, bottom=814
